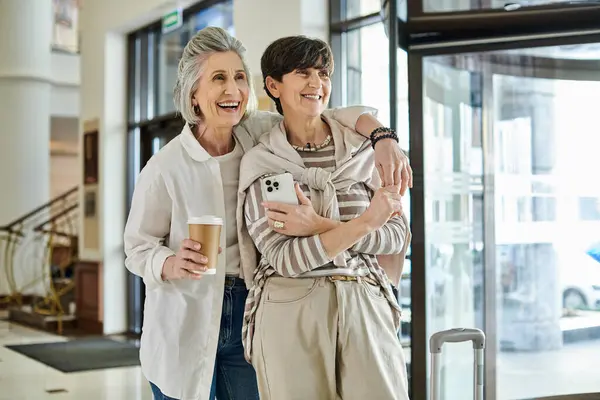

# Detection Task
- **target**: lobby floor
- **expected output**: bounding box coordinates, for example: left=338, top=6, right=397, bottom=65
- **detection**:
left=0, top=317, right=152, bottom=400
left=2, top=314, right=600, bottom=400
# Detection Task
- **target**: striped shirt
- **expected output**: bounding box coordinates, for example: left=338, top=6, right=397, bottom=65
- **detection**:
left=242, top=141, right=406, bottom=361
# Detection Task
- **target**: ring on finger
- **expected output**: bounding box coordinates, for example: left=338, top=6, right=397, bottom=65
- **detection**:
left=273, top=220, right=285, bottom=229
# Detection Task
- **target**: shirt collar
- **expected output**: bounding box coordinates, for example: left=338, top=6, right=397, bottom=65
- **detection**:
left=179, top=123, right=212, bottom=162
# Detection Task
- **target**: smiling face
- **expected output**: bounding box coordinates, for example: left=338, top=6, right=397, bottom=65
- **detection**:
left=191, top=51, right=249, bottom=129
left=260, top=36, right=334, bottom=116
left=266, top=66, right=331, bottom=118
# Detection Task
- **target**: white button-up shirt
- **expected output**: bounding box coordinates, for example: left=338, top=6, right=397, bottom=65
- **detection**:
left=123, top=108, right=374, bottom=399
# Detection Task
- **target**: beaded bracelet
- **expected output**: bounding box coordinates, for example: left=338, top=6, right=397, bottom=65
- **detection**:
left=370, top=127, right=399, bottom=149
left=369, top=126, right=393, bottom=141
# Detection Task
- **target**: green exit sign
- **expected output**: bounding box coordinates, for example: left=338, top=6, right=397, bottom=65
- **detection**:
left=162, top=8, right=183, bottom=34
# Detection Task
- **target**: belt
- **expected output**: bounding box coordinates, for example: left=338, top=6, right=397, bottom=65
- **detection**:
left=327, top=275, right=379, bottom=286
left=224, top=276, right=245, bottom=288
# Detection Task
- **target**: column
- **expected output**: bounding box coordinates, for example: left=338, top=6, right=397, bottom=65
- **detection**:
left=0, top=0, right=52, bottom=226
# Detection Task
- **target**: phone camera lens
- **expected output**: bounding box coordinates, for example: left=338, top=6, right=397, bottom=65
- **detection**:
left=265, top=180, right=271, bottom=186
left=267, top=187, right=273, bottom=192
left=273, top=182, right=279, bottom=188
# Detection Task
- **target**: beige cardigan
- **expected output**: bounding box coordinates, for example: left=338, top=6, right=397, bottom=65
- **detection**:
left=236, top=116, right=411, bottom=287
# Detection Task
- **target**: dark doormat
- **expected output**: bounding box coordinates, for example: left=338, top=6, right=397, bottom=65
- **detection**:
left=524, top=394, right=600, bottom=400
left=5, top=337, right=140, bottom=373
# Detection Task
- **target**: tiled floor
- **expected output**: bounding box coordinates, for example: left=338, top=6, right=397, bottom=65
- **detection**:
left=0, top=318, right=152, bottom=400
left=2, top=314, right=600, bottom=400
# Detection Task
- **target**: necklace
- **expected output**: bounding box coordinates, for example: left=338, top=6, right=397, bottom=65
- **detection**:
left=291, top=134, right=333, bottom=152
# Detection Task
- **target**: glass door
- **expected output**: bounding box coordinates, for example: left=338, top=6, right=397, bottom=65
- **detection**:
left=139, top=117, right=182, bottom=167
left=421, top=56, right=486, bottom=398
left=127, top=115, right=183, bottom=334
left=421, top=45, right=600, bottom=399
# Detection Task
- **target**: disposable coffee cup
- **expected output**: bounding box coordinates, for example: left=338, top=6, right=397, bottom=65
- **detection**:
left=188, top=216, right=223, bottom=275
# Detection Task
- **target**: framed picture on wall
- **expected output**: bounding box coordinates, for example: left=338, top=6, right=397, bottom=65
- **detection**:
left=83, top=120, right=99, bottom=185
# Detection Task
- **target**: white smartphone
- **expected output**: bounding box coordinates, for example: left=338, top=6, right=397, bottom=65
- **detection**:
left=260, top=172, right=299, bottom=205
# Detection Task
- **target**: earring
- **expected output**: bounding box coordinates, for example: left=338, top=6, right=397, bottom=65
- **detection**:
left=193, top=104, right=200, bottom=115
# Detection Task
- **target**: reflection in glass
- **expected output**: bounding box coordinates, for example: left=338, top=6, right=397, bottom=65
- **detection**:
left=424, top=46, right=600, bottom=400
left=424, top=0, right=599, bottom=13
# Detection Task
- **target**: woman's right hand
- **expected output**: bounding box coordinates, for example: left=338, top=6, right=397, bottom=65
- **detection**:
left=161, top=239, right=209, bottom=281
left=361, top=186, right=403, bottom=231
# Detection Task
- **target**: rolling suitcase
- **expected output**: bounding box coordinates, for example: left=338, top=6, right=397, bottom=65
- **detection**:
left=429, top=328, right=486, bottom=400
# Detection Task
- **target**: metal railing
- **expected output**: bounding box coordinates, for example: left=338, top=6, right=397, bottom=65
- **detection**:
left=0, top=186, right=79, bottom=333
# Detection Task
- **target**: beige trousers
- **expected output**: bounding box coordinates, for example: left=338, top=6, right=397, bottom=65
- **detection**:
left=252, top=277, right=410, bottom=400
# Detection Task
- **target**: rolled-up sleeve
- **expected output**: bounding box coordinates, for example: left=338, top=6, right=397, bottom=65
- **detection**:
left=351, top=215, right=408, bottom=255
left=124, top=163, right=175, bottom=289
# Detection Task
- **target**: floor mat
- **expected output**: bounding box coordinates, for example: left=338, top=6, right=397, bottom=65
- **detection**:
left=5, top=337, right=140, bottom=373
left=527, top=394, right=600, bottom=400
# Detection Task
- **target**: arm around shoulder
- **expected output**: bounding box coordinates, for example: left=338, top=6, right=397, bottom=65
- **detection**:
left=238, top=110, right=282, bottom=142
left=323, top=105, right=378, bottom=135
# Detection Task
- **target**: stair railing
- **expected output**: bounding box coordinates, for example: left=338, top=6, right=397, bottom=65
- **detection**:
left=0, top=186, right=79, bottom=333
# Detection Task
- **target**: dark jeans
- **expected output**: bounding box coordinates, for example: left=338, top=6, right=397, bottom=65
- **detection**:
left=150, top=277, right=259, bottom=400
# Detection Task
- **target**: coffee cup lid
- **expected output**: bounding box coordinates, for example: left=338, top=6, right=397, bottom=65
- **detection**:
left=188, top=216, right=223, bottom=225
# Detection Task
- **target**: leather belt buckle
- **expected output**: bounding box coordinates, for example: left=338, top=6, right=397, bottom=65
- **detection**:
left=328, top=275, right=357, bottom=282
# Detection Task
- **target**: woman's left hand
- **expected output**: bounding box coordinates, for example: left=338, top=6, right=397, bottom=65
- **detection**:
left=262, top=183, right=328, bottom=237
left=374, top=140, right=413, bottom=195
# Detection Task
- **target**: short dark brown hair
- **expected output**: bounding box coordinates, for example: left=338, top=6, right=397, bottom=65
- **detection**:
left=261, top=36, right=334, bottom=114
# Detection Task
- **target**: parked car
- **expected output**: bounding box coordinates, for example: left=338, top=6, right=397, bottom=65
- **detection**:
left=562, top=243, right=600, bottom=310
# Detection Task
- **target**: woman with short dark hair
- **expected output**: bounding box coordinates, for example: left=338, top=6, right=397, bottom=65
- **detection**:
left=237, top=36, right=411, bottom=400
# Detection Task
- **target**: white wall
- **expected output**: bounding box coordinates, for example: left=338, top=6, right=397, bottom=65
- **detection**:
left=234, top=0, right=328, bottom=98
left=51, top=85, right=79, bottom=117
left=50, top=53, right=80, bottom=195
left=80, top=0, right=328, bottom=334
left=52, top=52, right=80, bottom=85
left=50, top=52, right=80, bottom=118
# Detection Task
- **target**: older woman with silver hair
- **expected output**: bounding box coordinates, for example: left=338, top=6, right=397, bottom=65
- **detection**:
left=124, top=26, right=412, bottom=400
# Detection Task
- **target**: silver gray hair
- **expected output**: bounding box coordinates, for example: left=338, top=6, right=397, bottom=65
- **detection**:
left=173, top=26, right=256, bottom=125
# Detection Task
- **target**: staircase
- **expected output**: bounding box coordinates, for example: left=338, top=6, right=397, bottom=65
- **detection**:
left=0, top=186, right=79, bottom=334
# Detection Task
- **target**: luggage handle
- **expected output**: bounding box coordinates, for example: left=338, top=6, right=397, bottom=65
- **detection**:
left=430, top=328, right=485, bottom=353
left=429, top=328, right=486, bottom=400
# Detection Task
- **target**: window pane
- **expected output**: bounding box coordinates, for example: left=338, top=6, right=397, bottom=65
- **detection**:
left=157, top=1, right=234, bottom=116
left=191, top=0, right=234, bottom=34
left=422, top=59, right=485, bottom=399
left=346, top=0, right=384, bottom=19
left=341, top=23, right=391, bottom=126
left=425, top=45, right=600, bottom=400
left=158, top=29, right=188, bottom=115
left=495, top=69, right=600, bottom=399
